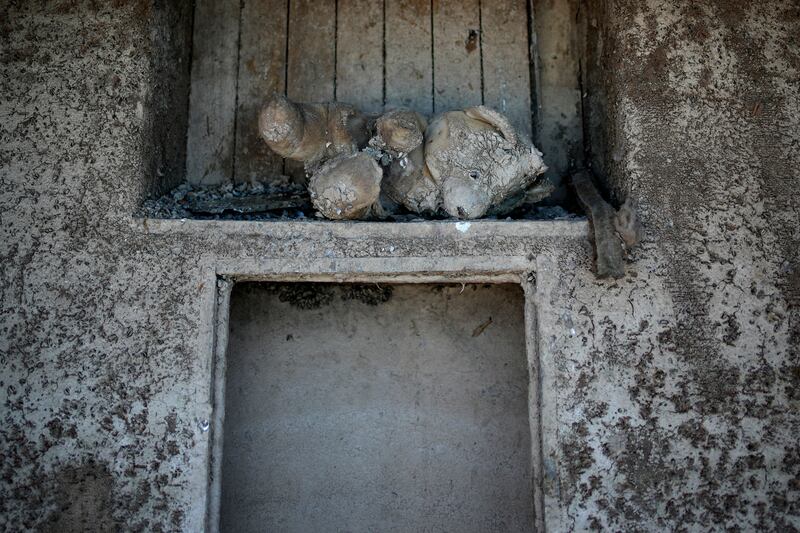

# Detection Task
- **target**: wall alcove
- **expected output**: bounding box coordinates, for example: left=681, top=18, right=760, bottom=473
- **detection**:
left=141, top=0, right=587, bottom=220
left=188, top=0, right=539, bottom=186
left=219, top=283, right=532, bottom=531
left=140, top=218, right=588, bottom=532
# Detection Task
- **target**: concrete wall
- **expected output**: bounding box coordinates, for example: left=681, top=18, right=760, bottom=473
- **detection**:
left=0, top=1, right=798, bottom=532
left=1, top=2, right=199, bottom=531
left=548, top=0, right=800, bottom=529
left=221, top=283, right=531, bottom=532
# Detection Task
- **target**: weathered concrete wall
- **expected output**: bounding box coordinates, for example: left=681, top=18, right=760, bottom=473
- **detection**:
left=546, top=0, right=800, bottom=529
left=0, top=1, right=798, bottom=532
left=0, top=2, right=200, bottom=531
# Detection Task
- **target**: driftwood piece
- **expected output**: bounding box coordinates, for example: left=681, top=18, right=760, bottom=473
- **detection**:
left=571, top=170, right=629, bottom=279
left=614, top=199, right=643, bottom=249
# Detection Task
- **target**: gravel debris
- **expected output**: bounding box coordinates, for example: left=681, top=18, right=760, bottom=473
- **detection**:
left=136, top=178, right=310, bottom=221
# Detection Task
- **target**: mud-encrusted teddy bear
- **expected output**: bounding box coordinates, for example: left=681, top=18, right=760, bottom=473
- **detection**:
left=258, top=95, right=549, bottom=220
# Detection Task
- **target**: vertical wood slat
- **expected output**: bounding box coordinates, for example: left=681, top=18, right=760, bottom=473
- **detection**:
left=385, top=0, right=433, bottom=115
left=285, top=0, right=337, bottom=182
left=432, top=0, right=482, bottom=113
left=531, top=0, right=583, bottom=193
left=287, top=0, right=337, bottom=102
left=234, top=0, right=288, bottom=184
left=336, top=0, right=384, bottom=114
left=481, top=0, right=533, bottom=139
left=186, top=0, right=240, bottom=185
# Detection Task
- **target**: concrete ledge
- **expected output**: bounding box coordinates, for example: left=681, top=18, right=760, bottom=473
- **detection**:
left=220, top=256, right=534, bottom=281
left=136, top=217, right=589, bottom=241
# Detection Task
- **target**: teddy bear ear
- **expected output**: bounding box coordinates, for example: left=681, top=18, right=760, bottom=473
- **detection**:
left=463, top=106, right=518, bottom=146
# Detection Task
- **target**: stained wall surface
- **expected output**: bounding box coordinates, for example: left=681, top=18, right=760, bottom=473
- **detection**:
left=550, top=1, right=800, bottom=529
left=0, top=1, right=798, bottom=532
left=221, top=283, right=531, bottom=532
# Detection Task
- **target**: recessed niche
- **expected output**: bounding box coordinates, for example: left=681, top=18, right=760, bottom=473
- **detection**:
left=140, top=0, right=588, bottom=220
left=218, top=283, right=533, bottom=531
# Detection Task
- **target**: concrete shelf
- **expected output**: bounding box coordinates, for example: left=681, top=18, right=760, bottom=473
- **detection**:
left=139, top=217, right=588, bottom=241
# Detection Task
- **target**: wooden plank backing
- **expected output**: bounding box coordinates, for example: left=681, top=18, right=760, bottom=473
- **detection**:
left=336, top=0, right=384, bottom=114
left=432, top=0, right=482, bottom=113
left=285, top=0, right=337, bottom=182
left=234, top=0, right=288, bottom=184
left=186, top=0, right=240, bottom=185
left=532, top=0, right=583, bottom=196
left=385, top=0, right=433, bottom=115
left=287, top=0, right=336, bottom=102
left=481, top=0, right=533, bottom=139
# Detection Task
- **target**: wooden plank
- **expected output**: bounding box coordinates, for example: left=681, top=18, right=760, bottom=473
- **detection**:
left=287, top=0, right=336, bottom=102
left=385, top=0, right=433, bottom=115
left=432, top=0, right=482, bottom=113
left=481, top=0, right=533, bottom=138
left=531, top=0, right=583, bottom=196
left=186, top=0, right=241, bottom=185
left=336, top=0, right=384, bottom=114
left=285, top=0, right=336, bottom=182
left=234, top=0, right=288, bottom=184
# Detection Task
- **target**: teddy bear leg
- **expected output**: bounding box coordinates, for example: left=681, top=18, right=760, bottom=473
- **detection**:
left=308, top=153, right=383, bottom=220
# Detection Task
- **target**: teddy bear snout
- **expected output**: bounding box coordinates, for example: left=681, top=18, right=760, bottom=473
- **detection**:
left=442, top=177, right=491, bottom=219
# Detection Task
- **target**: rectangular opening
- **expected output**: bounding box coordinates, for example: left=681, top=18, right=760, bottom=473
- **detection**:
left=218, top=282, right=533, bottom=531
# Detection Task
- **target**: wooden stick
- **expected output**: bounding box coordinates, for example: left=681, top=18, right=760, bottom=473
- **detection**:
left=571, top=170, right=625, bottom=279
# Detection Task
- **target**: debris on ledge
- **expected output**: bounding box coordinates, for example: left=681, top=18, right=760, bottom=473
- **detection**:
left=258, top=95, right=548, bottom=220
left=137, top=179, right=311, bottom=220
left=137, top=179, right=580, bottom=222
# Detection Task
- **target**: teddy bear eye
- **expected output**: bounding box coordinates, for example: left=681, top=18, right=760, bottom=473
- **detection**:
left=468, top=170, right=480, bottom=179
